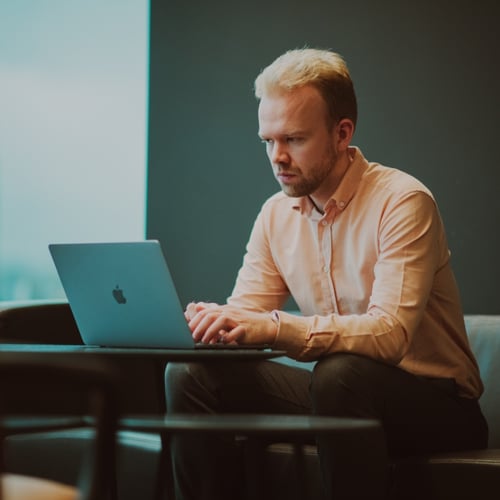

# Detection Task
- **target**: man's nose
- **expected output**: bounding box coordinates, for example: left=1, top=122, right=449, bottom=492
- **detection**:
left=270, top=142, right=290, bottom=165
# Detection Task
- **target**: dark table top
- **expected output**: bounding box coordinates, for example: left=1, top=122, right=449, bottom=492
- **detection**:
left=120, top=413, right=381, bottom=436
left=0, top=343, right=286, bottom=362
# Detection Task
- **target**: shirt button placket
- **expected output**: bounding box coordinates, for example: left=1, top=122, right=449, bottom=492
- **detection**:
left=323, top=215, right=338, bottom=311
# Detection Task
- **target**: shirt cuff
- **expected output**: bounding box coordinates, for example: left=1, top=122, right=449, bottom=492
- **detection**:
left=272, top=310, right=311, bottom=359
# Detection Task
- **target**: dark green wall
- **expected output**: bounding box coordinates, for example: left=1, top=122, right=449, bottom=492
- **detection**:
left=147, top=0, right=500, bottom=313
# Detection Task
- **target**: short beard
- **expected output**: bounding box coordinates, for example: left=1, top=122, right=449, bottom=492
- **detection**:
left=280, top=147, right=337, bottom=198
left=280, top=173, right=330, bottom=197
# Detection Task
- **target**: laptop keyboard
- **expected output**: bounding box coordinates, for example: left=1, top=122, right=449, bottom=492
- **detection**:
left=194, top=342, right=270, bottom=350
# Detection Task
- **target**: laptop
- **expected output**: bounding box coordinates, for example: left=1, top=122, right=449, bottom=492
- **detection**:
left=48, top=241, right=269, bottom=350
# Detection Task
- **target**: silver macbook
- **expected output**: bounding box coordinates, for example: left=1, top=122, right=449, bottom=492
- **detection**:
left=49, top=241, right=268, bottom=349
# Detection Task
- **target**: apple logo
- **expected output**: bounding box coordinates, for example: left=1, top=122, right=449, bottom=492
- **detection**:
left=112, top=285, right=127, bottom=304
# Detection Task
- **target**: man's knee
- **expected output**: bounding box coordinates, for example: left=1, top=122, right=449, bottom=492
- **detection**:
left=312, top=353, right=371, bottom=391
left=311, top=353, right=379, bottom=417
left=165, top=362, right=189, bottom=410
left=165, top=362, right=216, bottom=413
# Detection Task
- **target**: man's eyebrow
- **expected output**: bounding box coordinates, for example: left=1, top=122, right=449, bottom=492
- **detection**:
left=258, top=129, right=308, bottom=139
left=258, top=132, right=275, bottom=141
left=284, top=128, right=310, bottom=137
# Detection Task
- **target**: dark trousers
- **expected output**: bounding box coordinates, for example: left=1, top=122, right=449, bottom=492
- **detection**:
left=164, top=354, right=488, bottom=500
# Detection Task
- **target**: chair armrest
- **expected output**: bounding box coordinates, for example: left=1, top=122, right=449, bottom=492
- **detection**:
left=0, top=301, right=82, bottom=345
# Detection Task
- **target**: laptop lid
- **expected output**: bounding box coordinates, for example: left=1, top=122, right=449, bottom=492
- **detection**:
left=48, top=241, right=196, bottom=348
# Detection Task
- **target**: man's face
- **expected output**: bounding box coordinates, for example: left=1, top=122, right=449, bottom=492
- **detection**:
left=258, top=85, right=339, bottom=200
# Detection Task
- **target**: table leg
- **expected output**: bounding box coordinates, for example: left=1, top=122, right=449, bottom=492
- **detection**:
left=153, top=432, right=174, bottom=500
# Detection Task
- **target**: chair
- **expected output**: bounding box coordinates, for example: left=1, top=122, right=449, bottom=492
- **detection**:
left=0, top=354, right=118, bottom=500
left=0, top=300, right=82, bottom=345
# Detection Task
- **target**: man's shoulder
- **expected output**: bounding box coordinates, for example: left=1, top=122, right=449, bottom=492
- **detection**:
left=349, top=147, right=433, bottom=200
left=255, top=191, right=306, bottom=225
left=262, top=191, right=299, bottom=209
left=364, top=162, right=433, bottom=198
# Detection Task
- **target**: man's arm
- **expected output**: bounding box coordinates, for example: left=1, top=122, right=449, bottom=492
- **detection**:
left=187, top=192, right=448, bottom=363
left=268, top=191, right=446, bottom=363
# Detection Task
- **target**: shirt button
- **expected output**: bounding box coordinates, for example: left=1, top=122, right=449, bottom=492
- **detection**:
left=323, top=266, right=329, bottom=273
left=321, top=220, right=328, bottom=226
left=339, top=201, right=345, bottom=208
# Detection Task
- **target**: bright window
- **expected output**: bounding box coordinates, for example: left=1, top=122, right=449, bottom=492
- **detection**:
left=0, top=1, right=149, bottom=300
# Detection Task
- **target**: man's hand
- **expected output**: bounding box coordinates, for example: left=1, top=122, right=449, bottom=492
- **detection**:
left=184, top=302, right=278, bottom=345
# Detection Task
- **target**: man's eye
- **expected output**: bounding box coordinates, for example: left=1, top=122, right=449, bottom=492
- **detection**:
left=261, top=139, right=273, bottom=145
left=287, top=137, right=302, bottom=143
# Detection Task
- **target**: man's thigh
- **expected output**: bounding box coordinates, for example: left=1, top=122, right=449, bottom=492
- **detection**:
left=311, top=353, right=487, bottom=456
left=165, top=359, right=312, bottom=414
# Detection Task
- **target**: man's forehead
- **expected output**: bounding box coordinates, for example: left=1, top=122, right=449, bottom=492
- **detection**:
left=258, top=86, right=327, bottom=130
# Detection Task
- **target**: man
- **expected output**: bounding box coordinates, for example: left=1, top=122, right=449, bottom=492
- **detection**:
left=165, top=48, right=487, bottom=499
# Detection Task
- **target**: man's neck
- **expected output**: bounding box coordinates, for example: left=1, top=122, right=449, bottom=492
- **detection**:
left=307, top=195, right=324, bottom=215
left=309, top=150, right=353, bottom=213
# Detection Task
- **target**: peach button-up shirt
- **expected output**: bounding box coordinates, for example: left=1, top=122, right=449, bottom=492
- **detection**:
left=228, top=147, right=483, bottom=399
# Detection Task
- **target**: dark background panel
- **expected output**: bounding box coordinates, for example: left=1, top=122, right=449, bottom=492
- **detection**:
left=147, top=0, right=500, bottom=313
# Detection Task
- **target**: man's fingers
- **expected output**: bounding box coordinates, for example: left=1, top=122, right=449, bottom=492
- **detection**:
left=185, top=301, right=220, bottom=321
left=222, top=325, right=246, bottom=344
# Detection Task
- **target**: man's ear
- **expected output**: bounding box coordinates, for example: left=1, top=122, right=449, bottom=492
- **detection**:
left=335, top=118, right=355, bottom=151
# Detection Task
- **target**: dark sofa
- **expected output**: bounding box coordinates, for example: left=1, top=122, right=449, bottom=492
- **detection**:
left=1, top=301, right=499, bottom=499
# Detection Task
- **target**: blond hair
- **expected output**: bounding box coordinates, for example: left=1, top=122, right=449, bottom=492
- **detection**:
left=254, top=48, right=357, bottom=128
